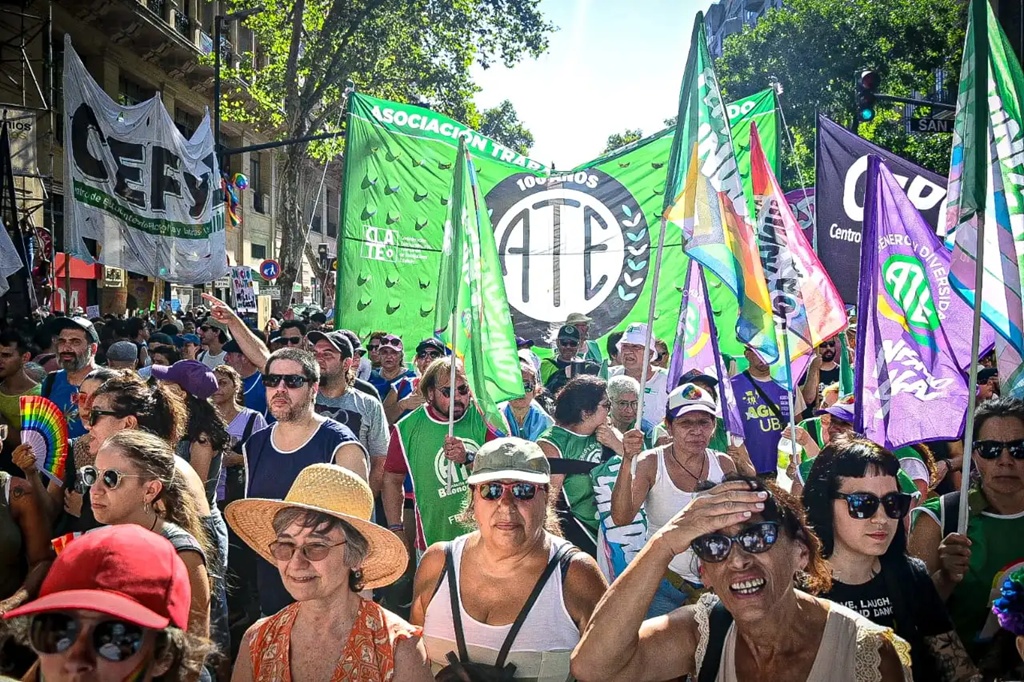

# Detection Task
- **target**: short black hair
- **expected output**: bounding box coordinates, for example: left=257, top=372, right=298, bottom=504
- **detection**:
left=606, top=331, right=623, bottom=359
left=0, top=329, right=29, bottom=354
left=151, top=345, right=181, bottom=364
left=553, top=375, right=607, bottom=425
left=974, top=396, right=1024, bottom=440
left=280, top=320, right=307, bottom=336
left=124, top=317, right=145, bottom=339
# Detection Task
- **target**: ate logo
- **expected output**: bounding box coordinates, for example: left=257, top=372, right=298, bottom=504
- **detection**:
left=485, top=169, right=650, bottom=342
left=881, top=255, right=939, bottom=333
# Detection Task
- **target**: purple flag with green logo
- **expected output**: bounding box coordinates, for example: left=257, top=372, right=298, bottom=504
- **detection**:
left=669, top=259, right=744, bottom=437
left=854, top=157, right=978, bottom=449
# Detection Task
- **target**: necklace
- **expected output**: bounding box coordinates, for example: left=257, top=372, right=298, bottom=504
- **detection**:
left=149, top=513, right=159, bottom=532
left=668, top=445, right=706, bottom=481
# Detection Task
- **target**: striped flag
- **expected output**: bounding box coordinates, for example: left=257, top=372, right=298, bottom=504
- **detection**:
left=663, top=13, right=777, bottom=363
left=946, top=0, right=1024, bottom=396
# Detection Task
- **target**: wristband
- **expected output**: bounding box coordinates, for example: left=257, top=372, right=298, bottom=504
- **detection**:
left=388, top=524, right=404, bottom=531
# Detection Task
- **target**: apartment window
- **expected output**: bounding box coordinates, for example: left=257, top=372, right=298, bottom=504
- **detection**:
left=311, top=215, right=323, bottom=233
left=250, top=157, right=265, bottom=213
left=174, top=108, right=199, bottom=139
left=118, top=76, right=153, bottom=106
left=175, top=2, right=191, bottom=36
left=251, top=243, right=266, bottom=260
left=326, top=189, right=337, bottom=237
left=200, top=0, right=213, bottom=33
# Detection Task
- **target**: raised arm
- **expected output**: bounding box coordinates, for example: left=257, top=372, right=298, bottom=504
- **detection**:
left=609, top=430, right=655, bottom=527
left=203, top=293, right=270, bottom=370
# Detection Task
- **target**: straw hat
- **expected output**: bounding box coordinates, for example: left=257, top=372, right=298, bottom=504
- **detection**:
left=224, top=464, right=407, bottom=589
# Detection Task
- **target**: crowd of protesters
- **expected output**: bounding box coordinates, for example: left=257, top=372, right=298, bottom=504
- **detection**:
left=0, top=304, right=1021, bottom=681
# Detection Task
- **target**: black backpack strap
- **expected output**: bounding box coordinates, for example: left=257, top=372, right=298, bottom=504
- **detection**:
left=940, top=491, right=961, bottom=538
left=241, top=412, right=259, bottom=443
left=743, top=370, right=784, bottom=422
left=445, top=542, right=470, bottom=663
left=494, top=542, right=573, bottom=668
left=559, top=545, right=579, bottom=587
left=697, top=601, right=734, bottom=682
left=41, top=372, right=56, bottom=399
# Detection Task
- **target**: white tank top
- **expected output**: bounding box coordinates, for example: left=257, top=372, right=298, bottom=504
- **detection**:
left=422, top=534, right=581, bottom=681
left=644, top=447, right=726, bottom=581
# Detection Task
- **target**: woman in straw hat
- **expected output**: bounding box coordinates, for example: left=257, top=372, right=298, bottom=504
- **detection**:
left=225, top=463, right=433, bottom=682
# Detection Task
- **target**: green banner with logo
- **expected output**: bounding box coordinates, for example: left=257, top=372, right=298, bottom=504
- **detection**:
left=336, top=90, right=779, bottom=359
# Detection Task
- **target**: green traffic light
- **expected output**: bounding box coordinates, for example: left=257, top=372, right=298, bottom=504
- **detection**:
left=859, top=108, right=875, bottom=122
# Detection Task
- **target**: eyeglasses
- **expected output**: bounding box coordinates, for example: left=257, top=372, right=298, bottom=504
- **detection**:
left=973, top=439, right=1024, bottom=460
left=367, top=343, right=381, bottom=352
left=29, top=613, right=145, bottom=662
left=522, top=382, right=535, bottom=392
left=833, top=492, right=912, bottom=520
left=88, top=409, right=121, bottom=427
left=281, top=337, right=303, bottom=346
left=690, top=521, right=780, bottom=563
left=70, top=391, right=93, bottom=405
left=264, top=374, right=310, bottom=389
left=199, top=325, right=211, bottom=332
left=79, top=465, right=148, bottom=490
left=417, top=351, right=442, bottom=360
left=479, top=481, right=541, bottom=501
left=440, top=384, right=470, bottom=398
left=268, top=540, right=346, bottom=562
left=614, top=400, right=639, bottom=409
left=559, top=339, right=579, bottom=348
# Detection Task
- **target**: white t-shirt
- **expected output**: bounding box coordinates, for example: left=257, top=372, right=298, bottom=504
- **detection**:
left=609, top=365, right=669, bottom=426
left=199, top=349, right=227, bottom=369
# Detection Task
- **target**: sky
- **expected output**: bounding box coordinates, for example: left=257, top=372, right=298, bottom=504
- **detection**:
left=471, top=0, right=716, bottom=170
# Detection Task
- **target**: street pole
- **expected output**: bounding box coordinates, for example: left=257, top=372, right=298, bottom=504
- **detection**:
left=213, top=16, right=223, bottom=167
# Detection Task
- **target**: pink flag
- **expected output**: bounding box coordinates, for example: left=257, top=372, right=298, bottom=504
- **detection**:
left=750, top=123, right=847, bottom=387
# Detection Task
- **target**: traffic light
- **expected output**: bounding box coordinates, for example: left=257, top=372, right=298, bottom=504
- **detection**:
left=856, top=70, right=881, bottom=122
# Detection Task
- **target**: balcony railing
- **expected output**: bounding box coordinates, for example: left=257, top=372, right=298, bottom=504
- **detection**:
left=175, top=11, right=191, bottom=37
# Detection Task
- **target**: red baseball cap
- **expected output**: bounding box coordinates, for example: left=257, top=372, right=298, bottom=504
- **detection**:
left=4, top=525, right=190, bottom=630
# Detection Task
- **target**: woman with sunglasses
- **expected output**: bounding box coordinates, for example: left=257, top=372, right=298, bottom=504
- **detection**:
left=412, top=438, right=607, bottom=679
left=3, top=524, right=214, bottom=682
left=572, top=475, right=910, bottom=682
left=910, top=397, right=1024, bottom=672
left=367, top=335, right=416, bottom=406
left=88, top=431, right=216, bottom=654
left=12, top=367, right=118, bottom=531
left=804, top=436, right=978, bottom=681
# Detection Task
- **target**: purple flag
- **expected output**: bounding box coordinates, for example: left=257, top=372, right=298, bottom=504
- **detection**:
left=855, top=157, right=977, bottom=449
left=669, top=259, right=745, bottom=437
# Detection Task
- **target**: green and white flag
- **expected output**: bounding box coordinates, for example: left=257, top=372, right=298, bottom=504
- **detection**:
left=434, top=138, right=523, bottom=431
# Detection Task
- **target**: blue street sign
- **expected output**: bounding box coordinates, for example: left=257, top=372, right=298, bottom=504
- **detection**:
left=260, top=259, right=281, bottom=281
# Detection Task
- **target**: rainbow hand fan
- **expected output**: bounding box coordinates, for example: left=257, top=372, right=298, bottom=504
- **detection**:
left=20, top=395, right=68, bottom=485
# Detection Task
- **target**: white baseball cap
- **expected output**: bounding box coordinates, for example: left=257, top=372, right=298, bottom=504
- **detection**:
left=667, top=383, right=717, bottom=419
left=616, top=322, right=656, bottom=352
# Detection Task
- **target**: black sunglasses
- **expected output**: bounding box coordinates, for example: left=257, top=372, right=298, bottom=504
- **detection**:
left=974, top=439, right=1024, bottom=460
left=417, top=351, right=442, bottom=360
left=821, top=341, right=836, bottom=348
left=79, top=465, right=147, bottom=490
left=559, top=339, right=579, bottom=347
left=281, top=337, right=303, bottom=345
left=834, top=491, right=912, bottom=520
left=29, top=613, right=146, bottom=662
left=88, top=408, right=121, bottom=427
left=479, top=481, right=540, bottom=501
left=264, top=373, right=310, bottom=389
left=440, top=384, right=470, bottom=398
left=690, top=521, right=779, bottom=563
left=522, top=381, right=535, bottom=392
left=367, top=343, right=381, bottom=351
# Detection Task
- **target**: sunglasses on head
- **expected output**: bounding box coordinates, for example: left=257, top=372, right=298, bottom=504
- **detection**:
left=690, top=521, right=779, bottom=563
left=79, top=465, right=147, bottom=490
left=833, top=491, right=911, bottom=520
left=378, top=338, right=403, bottom=351
left=29, top=613, right=147, bottom=662
left=440, top=384, right=469, bottom=398
left=559, top=339, right=579, bottom=347
left=974, top=439, right=1024, bottom=460
left=479, top=481, right=540, bottom=501
left=264, top=373, right=310, bottom=389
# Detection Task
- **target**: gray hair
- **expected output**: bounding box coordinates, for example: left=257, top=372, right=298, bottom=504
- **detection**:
left=271, top=508, right=369, bottom=569
left=607, top=374, right=641, bottom=402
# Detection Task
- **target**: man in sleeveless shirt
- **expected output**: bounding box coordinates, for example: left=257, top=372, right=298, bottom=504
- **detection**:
left=382, top=358, right=501, bottom=550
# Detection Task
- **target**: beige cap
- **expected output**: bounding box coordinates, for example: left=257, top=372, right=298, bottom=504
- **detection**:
left=565, top=312, right=593, bottom=325
left=466, top=437, right=551, bottom=485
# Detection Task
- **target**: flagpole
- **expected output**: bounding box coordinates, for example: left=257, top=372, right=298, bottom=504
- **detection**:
left=447, top=308, right=458, bottom=495
left=636, top=216, right=669, bottom=430
left=782, top=320, right=799, bottom=485
left=958, top=0, right=988, bottom=536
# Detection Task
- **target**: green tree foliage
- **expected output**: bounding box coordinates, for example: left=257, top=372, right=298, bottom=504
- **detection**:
left=221, top=0, right=553, bottom=307
left=714, top=0, right=966, bottom=189
left=603, top=128, right=644, bottom=154
left=479, top=99, right=535, bottom=154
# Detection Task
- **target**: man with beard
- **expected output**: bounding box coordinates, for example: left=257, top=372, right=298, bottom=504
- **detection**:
left=242, top=347, right=368, bottom=615
left=0, top=329, right=40, bottom=460
left=382, top=357, right=500, bottom=549
left=42, top=317, right=99, bottom=438
left=197, top=319, right=229, bottom=368
left=308, top=330, right=389, bottom=495
left=609, top=322, right=669, bottom=427
left=799, top=336, right=838, bottom=414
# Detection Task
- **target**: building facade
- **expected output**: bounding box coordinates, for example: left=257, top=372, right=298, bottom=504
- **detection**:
left=704, top=0, right=785, bottom=59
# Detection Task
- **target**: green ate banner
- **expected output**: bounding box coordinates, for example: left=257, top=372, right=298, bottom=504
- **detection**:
left=336, top=89, right=779, bottom=359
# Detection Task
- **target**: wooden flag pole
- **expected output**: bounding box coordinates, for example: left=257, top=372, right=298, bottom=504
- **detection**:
left=447, top=308, right=458, bottom=495
left=636, top=216, right=669, bottom=430
left=782, top=320, right=799, bottom=488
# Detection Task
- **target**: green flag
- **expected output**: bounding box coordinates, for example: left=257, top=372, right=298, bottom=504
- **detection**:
left=434, top=138, right=523, bottom=431
left=838, top=330, right=854, bottom=397
left=728, top=88, right=782, bottom=216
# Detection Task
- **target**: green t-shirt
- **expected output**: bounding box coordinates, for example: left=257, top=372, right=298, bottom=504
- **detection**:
left=709, top=417, right=729, bottom=454
left=912, top=493, right=1024, bottom=660
left=397, top=405, right=491, bottom=547
left=0, top=383, right=41, bottom=432
left=539, top=425, right=604, bottom=539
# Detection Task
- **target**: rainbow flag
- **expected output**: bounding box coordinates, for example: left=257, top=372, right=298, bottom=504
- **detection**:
left=946, top=0, right=1024, bottom=396
left=749, top=123, right=847, bottom=389
left=663, top=13, right=777, bottom=363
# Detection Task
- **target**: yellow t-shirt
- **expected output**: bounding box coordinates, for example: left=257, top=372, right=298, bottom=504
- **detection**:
left=0, top=383, right=42, bottom=429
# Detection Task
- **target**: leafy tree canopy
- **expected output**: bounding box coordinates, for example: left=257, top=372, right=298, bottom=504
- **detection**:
left=714, top=0, right=966, bottom=189
left=479, top=99, right=535, bottom=154
left=603, top=128, right=644, bottom=154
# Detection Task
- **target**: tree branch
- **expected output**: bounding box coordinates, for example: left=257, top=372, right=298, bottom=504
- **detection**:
left=306, top=0, right=389, bottom=107
left=283, top=0, right=307, bottom=122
